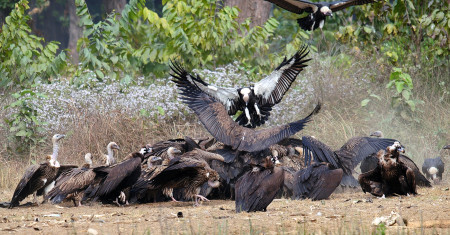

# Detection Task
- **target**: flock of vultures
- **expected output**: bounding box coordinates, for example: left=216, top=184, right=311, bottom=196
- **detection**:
left=4, top=0, right=449, bottom=213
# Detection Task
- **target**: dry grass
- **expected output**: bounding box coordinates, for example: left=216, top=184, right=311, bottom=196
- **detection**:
left=0, top=51, right=448, bottom=191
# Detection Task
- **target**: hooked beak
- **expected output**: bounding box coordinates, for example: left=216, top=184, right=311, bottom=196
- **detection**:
left=397, top=147, right=405, bottom=153
left=326, top=12, right=332, bottom=17
left=150, top=156, right=162, bottom=162
left=173, top=149, right=182, bottom=154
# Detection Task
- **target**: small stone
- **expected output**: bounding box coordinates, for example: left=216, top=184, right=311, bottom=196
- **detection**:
left=177, top=212, right=183, bottom=218
left=87, top=228, right=98, bottom=235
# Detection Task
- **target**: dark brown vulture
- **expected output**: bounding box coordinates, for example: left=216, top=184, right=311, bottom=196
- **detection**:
left=422, top=157, right=444, bottom=183
left=9, top=134, right=77, bottom=208
left=82, top=147, right=151, bottom=205
left=172, top=62, right=320, bottom=152
left=265, top=0, right=376, bottom=31
left=148, top=155, right=221, bottom=205
left=170, top=46, right=310, bottom=128
left=361, top=154, right=431, bottom=187
left=302, top=135, right=398, bottom=187
left=129, top=147, right=183, bottom=203
left=358, top=142, right=417, bottom=197
left=235, top=156, right=284, bottom=212
left=147, top=136, right=200, bottom=161
left=293, top=162, right=343, bottom=200
left=46, top=153, right=105, bottom=206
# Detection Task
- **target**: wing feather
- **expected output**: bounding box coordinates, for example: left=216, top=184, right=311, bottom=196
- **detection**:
left=254, top=45, right=310, bottom=105
left=329, top=0, right=375, bottom=12
left=266, top=0, right=318, bottom=13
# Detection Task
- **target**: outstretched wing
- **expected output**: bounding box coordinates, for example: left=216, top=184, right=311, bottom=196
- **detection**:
left=265, top=0, right=318, bottom=14
left=294, top=162, right=343, bottom=200
left=399, top=155, right=431, bottom=187
left=329, top=0, right=375, bottom=12
left=254, top=45, right=310, bottom=106
left=170, top=61, right=242, bottom=115
left=10, top=164, right=43, bottom=207
left=302, top=136, right=341, bottom=170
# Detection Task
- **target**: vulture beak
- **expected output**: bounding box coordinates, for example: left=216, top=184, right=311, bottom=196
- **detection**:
left=208, top=180, right=220, bottom=188
left=397, top=146, right=405, bottom=153
left=172, top=149, right=182, bottom=154
left=150, top=156, right=162, bottom=162
left=327, top=12, right=333, bottom=17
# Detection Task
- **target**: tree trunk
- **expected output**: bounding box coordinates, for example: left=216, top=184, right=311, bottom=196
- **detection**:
left=224, top=0, right=272, bottom=27
left=68, top=0, right=82, bottom=63
left=103, top=0, right=127, bottom=17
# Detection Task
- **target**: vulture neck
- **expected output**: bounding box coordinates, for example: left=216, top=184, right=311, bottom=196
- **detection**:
left=106, top=146, right=115, bottom=165
left=51, top=141, right=61, bottom=167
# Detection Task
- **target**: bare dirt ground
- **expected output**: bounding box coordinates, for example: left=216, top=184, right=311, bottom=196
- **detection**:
left=0, top=185, right=449, bottom=234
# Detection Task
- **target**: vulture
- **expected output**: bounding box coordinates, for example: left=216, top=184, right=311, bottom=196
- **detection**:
left=9, top=134, right=77, bottom=208
left=444, top=145, right=450, bottom=150
left=148, top=154, right=221, bottom=205
left=359, top=142, right=417, bottom=197
left=235, top=156, right=284, bottom=212
left=173, top=62, right=321, bottom=152
left=292, top=162, right=343, bottom=200
left=147, top=136, right=199, bottom=160
left=129, top=147, right=183, bottom=203
left=302, top=135, right=398, bottom=187
left=102, top=142, right=120, bottom=166
left=266, top=0, right=376, bottom=31
left=46, top=153, right=98, bottom=206
left=360, top=154, right=431, bottom=187
left=171, top=45, right=310, bottom=128
left=422, top=157, right=444, bottom=183
left=82, top=147, right=151, bottom=205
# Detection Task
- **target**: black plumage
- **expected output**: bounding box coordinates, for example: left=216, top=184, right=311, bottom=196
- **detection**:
left=235, top=156, right=284, bottom=212
left=174, top=68, right=320, bottom=152
left=422, top=157, right=444, bottom=183
left=82, top=148, right=149, bottom=204
left=302, top=136, right=398, bottom=187
left=358, top=142, right=417, bottom=197
left=171, top=46, right=310, bottom=128
left=293, top=162, right=343, bottom=200
left=266, top=0, right=376, bottom=31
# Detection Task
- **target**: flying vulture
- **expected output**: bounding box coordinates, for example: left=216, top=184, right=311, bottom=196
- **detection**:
left=171, top=45, right=310, bottom=128
left=302, top=135, right=398, bottom=187
left=9, top=134, right=77, bottom=208
left=358, top=142, right=417, bottom=197
left=422, top=157, right=444, bottom=183
left=235, top=156, right=284, bottom=212
left=292, top=162, right=343, bottom=200
left=82, top=147, right=151, bottom=205
left=173, top=64, right=320, bottom=152
left=266, top=0, right=376, bottom=31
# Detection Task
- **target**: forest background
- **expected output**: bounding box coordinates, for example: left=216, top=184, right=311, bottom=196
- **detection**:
left=0, top=0, right=448, bottom=189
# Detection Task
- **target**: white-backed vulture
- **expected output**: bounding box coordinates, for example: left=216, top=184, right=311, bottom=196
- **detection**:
left=170, top=46, right=310, bottom=128
left=266, top=0, right=376, bottom=31
left=422, top=157, right=444, bottom=183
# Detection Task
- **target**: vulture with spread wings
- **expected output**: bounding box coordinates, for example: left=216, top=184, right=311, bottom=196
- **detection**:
left=171, top=45, right=310, bottom=128
left=266, top=0, right=376, bottom=31
left=302, top=136, right=398, bottom=187
left=173, top=62, right=321, bottom=152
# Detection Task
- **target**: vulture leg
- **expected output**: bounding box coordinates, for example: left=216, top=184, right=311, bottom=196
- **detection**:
left=33, top=192, right=39, bottom=205
left=194, top=195, right=209, bottom=206
left=244, top=107, right=252, bottom=126
left=254, top=104, right=264, bottom=119
left=170, top=196, right=178, bottom=202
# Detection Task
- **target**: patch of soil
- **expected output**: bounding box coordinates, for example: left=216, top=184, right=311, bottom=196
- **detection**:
left=0, top=185, right=449, bottom=234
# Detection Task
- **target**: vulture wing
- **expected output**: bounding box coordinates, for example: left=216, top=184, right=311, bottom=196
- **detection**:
left=89, top=157, right=142, bottom=198
left=10, top=164, right=44, bottom=207
left=399, top=155, right=431, bottom=187
left=178, top=75, right=320, bottom=152
left=335, top=137, right=398, bottom=172
left=358, top=164, right=383, bottom=196
left=302, top=136, right=341, bottom=170
left=149, top=157, right=206, bottom=189
left=46, top=168, right=98, bottom=203
left=265, top=0, right=318, bottom=13
left=329, top=0, right=375, bottom=12
left=170, top=61, right=242, bottom=115
left=294, top=162, right=343, bottom=200
left=254, top=45, right=310, bottom=106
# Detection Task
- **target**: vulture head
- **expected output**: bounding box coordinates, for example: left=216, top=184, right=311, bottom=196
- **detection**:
left=320, top=6, right=332, bottom=16
left=148, top=156, right=162, bottom=168
left=239, top=87, right=252, bottom=105
left=52, top=134, right=65, bottom=143
left=443, top=145, right=450, bottom=150
left=167, top=147, right=182, bottom=159
left=206, top=169, right=221, bottom=188
left=370, top=131, right=383, bottom=138
left=385, top=142, right=404, bottom=163
left=84, top=153, right=93, bottom=166
left=108, top=142, right=121, bottom=151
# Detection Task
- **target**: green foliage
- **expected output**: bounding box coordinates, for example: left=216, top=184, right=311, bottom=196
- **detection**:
left=4, top=89, right=47, bottom=153
left=375, top=223, right=386, bottom=235
left=0, top=0, right=67, bottom=89
left=386, top=67, right=423, bottom=121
